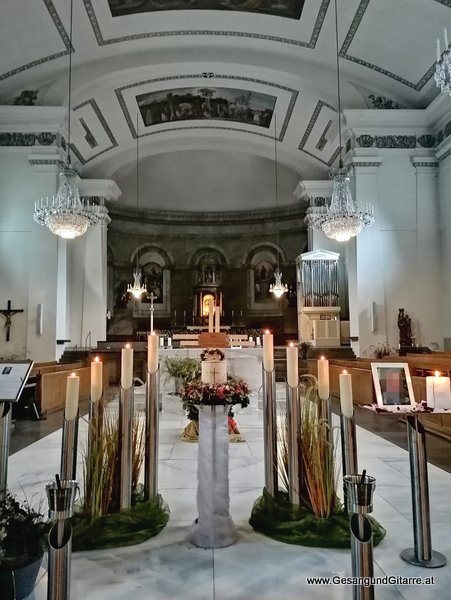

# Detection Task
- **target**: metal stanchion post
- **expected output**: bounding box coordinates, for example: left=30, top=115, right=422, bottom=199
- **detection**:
left=318, top=394, right=332, bottom=446
left=0, top=402, right=12, bottom=503
left=340, top=411, right=358, bottom=512
left=46, top=478, right=79, bottom=600
left=344, top=474, right=376, bottom=600
left=60, top=412, right=79, bottom=482
left=145, top=366, right=159, bottom=500
left=262, top=365, right=278, bottom=497
left=400, top=415, right=446, bottom=568
left=119, top=384, right=134, bottom=509
left=286, top=382, right=301, bottom=506
left=88, top=395, right=104, bottom=459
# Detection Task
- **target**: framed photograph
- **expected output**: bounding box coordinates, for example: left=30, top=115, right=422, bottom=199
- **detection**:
left=371, top=362, right=416, bottom=411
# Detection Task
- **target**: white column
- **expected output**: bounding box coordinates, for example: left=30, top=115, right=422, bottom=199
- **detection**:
left=439, top=149, right=451, bottom=347
left=411, top=158, right=442, bottom=348
left=347, top=158, right=383, bottom=357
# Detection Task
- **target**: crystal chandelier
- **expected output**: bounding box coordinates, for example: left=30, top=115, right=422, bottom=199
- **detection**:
left=33, top=0, right=99, bottom=240
left=309, top=0, right=374, bottom=242
left=34, top=168, right=99, bottom=239
left=127, top=114, right=146, bottom=300
left=311, top=170, right=375, bottom=242
left=270, top=271, right=288, bottom=298
left=435, top=28, right=451, bottom=95
left=127, top=268, right=146, bottom=299
left=270, top=114, right=288, bottom=298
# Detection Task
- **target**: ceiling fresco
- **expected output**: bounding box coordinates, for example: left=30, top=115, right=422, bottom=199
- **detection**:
left=107, top=0, right=305, bottom=20
left=136, top=87, right=276, bottom=128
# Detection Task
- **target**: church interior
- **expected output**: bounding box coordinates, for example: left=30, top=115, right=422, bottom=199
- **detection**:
left=1, top=0, right=451, bottom=599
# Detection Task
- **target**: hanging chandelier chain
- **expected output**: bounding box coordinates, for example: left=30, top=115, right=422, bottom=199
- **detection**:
left=66, top=0, right=74, bottom=165
left=274, top=113, right=280, bottom=271
left=334, top=0, right=343, bottom=167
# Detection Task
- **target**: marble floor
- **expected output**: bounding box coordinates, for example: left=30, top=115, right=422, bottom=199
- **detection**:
left=7, top=387, right=451, bottom=600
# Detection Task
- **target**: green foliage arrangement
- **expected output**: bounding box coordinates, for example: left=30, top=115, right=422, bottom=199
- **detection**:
left=0, top=492, right=48, bottom=569
left=164, top=357, right=200, bottom=382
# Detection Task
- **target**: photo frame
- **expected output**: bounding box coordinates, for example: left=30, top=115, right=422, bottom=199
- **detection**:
left=371, top=362, right=416, bottom=411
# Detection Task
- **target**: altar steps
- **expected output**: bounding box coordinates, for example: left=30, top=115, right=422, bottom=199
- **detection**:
left=59, top=349, right=91, bottom=364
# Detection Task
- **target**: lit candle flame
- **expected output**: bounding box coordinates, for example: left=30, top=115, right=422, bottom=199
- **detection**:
left=70, top=372, right=76, bottom=377
left=125, top=343, right=131, bottom=349
left=94, top=356, right=99, bottom=363
left=289, top=342, right=294, bottom=347
left=343, top=369, right=347, bottom=374
left=320, top=355, right=325, bottom=360
left=151, top=331, right=156, bottom=336
left=265, top=329, right=270, bottom=335
left=435, top=370, right=440, bottom=377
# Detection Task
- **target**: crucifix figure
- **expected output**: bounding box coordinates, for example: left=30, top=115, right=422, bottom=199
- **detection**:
left=149, top=292, right=155, bottom=333
left=0, top=300, right=24, bottom=342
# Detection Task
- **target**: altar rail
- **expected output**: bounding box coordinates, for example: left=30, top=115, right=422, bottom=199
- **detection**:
left=308, top=357, right=451, bottom=440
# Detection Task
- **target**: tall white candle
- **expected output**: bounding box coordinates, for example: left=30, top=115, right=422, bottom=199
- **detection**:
left=159, top=337, right=164, bottom=347
left=167, top=337, right=172, bottom=347
left=263, top=330, right=274, bottom=372
left=90, top=356, right=103, bottom=403
left=121, top=343, right=133, bottom=388
left=437, top=38, right=442, bottom=62
left=147, top=332, right=159, bottom=373
left=286, top=343, right=298, bottom=388
left=445, top=27, right=449, bottom=49
left=208, top=299, right=214, bottom=333
left=65, top=372, right=79, bottom=420
left=339, top=369, right=353, bottom=418
left=426, top=370, right=451, bottom=409
left=317, top=356, right=329, bottom=400
left=256, top=336, right=261, bottom=347
left=214, top=306, right=220, bottom=333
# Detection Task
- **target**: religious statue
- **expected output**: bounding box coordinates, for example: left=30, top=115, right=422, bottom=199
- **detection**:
left=398, top=308, right=413, bottom=347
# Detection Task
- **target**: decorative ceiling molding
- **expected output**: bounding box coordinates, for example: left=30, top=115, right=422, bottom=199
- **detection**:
left=339, top=0, right=437, bottom=91
left=298, top=100, right=341, bottom=166
left=83, top=0, right=330, bottom=49
left=70, top=98, right=118, bottom=164
left=108, top=202, right=307, bottom=226
left=0, top=131, right=56, bottom=146
left=115, top=74, right=298, bottom=143
left=0, top=0, right=71, bottom=82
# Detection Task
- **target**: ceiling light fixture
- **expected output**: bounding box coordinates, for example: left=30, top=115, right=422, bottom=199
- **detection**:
left=269, top=114, right=288, bottom=298
left=435, top=28, right=451, bottom=95
left=127, top=115, right=146, bottom=300
left=34, top=0, right=99, bottom=239
left=309, top=0, right=374, bottom=242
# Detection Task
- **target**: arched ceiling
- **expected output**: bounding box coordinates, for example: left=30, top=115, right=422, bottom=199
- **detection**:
left=1, top=0, right=448, bottom=210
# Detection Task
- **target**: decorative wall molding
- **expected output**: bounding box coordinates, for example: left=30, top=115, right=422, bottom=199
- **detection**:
left=83, top=0, right=330, bottom=49
left=0, top=132, right=57, bottom=146
left=354, top=134, right=417, bottom=149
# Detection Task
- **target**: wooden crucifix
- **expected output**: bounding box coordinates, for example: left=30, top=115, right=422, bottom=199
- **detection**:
left=0, top=300, right=24, bottom=342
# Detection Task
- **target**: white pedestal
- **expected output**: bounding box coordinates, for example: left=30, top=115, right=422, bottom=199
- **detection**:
left=190, top=405, right=237, bottom=548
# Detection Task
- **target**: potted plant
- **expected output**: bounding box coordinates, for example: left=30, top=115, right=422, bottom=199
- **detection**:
left=0, top=492, right=48, bottom=600
left=163, top=357, right=200, bottom=392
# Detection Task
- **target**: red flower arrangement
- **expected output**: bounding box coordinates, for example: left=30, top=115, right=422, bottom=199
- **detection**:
left=179, top=375, right=250, bottom=408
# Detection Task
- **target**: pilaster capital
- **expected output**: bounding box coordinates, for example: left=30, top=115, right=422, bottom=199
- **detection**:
left=411, top=156, right=439, bottom=174
left=348, top=156, right=383, bottom=175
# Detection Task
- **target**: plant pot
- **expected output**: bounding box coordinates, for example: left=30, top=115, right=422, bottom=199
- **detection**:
left=0, top=555, right=43, bottom=600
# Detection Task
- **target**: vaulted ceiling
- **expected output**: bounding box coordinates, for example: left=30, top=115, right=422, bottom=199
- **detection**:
left=1, top=0, right=448, bottom=210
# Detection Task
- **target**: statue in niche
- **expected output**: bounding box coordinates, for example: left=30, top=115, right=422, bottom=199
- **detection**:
left=398, top=308, right=413, bottom=347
